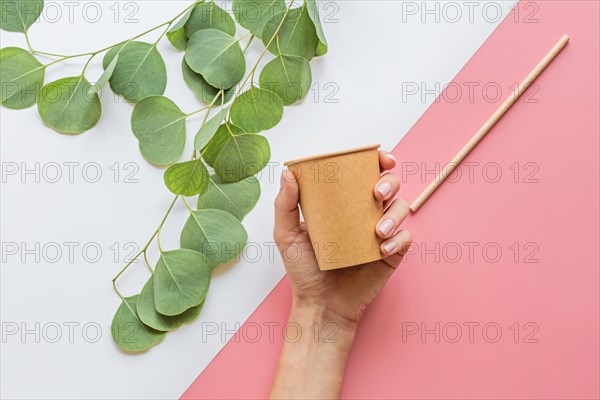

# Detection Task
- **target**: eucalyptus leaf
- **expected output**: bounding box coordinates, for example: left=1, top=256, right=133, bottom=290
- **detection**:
left=37, top=76, right=101, bottom=134
left=182, top=59, right=234, bottom=104
left=262, top=6, right=318, bottom=60
left=214, top=133, right=271, bottom=182
left=0, top=0, right=43, bottom=32
left=230, top=86, right=283, bottom=133
left=88, top=54, right=118, bottom=95
left=185, top=2, right=236, bottom=37
left=194, top=106, right=229, bottom=150
left=164, top=158, right=209, bottom=196
left=306, top=0, right=328, bottom=56
left=103, top=41, right=167, bottom=103
left=185, top=29, right=245, bottom=89
left=167, top=9, right=192, bottom=51
left=232, top=0, right=285, bottom=39
left=137, top=275, right=204, bottom=332
left=111, top=295, right=166, bottom=352
left=201, top=123, right=245, bottom=168
left=131, top=96, right=186, bottom=165
left=259, top=55, right=311, bottom=105
left=154, top=249, right=212, bottom=316
left=198, top=175, right=260, bottom=220
left=181, top=209, right=248, bottom=267
left=0, top=47, right=45, bottom=109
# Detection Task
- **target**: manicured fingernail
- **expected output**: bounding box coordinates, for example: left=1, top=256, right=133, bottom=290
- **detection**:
left=383, top=241, right=397, bottom=254
left=377, top=182, right=392, bottom=198
left=386, top=152, right=396, bottom=161
left=378, top=219, right=394, bottom=236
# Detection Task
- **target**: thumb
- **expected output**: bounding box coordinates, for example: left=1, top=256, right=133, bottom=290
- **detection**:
left=273, top=169, right=301, bottom=244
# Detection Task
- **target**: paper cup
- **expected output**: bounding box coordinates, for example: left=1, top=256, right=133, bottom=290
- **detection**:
left=284, top=144, right=383, bottom=270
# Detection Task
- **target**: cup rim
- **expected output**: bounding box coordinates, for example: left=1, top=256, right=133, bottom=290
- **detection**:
left=284, top=144, right=381, bottom=167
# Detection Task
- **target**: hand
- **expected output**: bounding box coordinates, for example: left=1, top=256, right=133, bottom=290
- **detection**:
left=273, top=150, right=413, bottom=326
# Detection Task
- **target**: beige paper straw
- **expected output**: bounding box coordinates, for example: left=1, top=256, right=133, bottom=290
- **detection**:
left=410, top=34, right=570, bottom=213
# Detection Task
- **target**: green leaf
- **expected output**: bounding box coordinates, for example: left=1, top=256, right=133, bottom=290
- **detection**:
left=185, top=2, right=236, bottom=37
left=306, top=0, right=328, bottom=56
left=181, top=209, right=248, bottom=267
left=131, top=96, right=186, bottom=165
left=137, top=275, right=204, bottom=332
left=232, top=0, right=285, bottom=39
left=164, top=158, right=209, bottom=196
left=154, top=249, right=212, bottom=316
left=262, top=6, right=318, bottom=60
left=214, top=133, right=271, bottom=182
left=198, top=175, right=260, bottom=220
left=167, top=9, right=192, bottom=51
left=0, top=47, right=45, bottom=109
left=230, top=86, right=283, bottom=133
left=194, top=106, right=229, bottom=150
left=103, top=41, right=167, bottom=103
left=259, top=55, right=311, bottom=105
left=37, top=76, right=101, bottom=134
left=0, top=0, right=43, bottom=32
left=88, top=54, right=118, bottom=95
left=111, top=295, right=166, bottom=352
left=185, top=29, right=246, bottom=90
left=201, top=123, right=245, bottom=168
left=182, top=59, right=234, bottom=104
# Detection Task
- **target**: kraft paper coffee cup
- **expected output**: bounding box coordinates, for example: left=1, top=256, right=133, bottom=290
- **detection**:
left=284, top=144, right=383, bottom=270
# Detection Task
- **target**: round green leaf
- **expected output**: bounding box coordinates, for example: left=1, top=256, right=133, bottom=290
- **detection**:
left=214, top=133, right=271, bottom=182
left=185, top=29, right=245, bottom=89
left=164, top=158, right=209, bottom=196
left=232, top=0, right=285, bottom=39
left=262, top=6, right=319, bottom=60
left=198, top=175, right=260, bottom=220
left=88, top=54, right=118, bottom=95
left=0, top=0, right=43, bottom=32
left=306, top=0, right=328, bottom=56
left=259, top=55, right=311, bottom=105
left=194, top=106, right=230, bottom=150
left=185, top=2, right=236, bottom=37
left=182, top=59, right=234, bottom=104
left=37, top=76, right=101, bottom=134
left=131, top=96, right=186, bottom=165
left=181, top=209, right=248, bottom=267
left=0, top=47, right=45, bottom=109
left=230, top=86, right=283, bottom=133
left=167, top=9, right=192, bottom=51
left=153, top=249, right=212, bottom=316
left=201, top=123, right=245, bottom=168
left=103, top=41, right=167, bottom=103
left=111, top=295, right=166, bottom=352
left=137, top=275, right=204, bottom=332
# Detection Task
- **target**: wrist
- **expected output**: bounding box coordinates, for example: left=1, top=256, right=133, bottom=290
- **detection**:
left=289, top=298, right=358, bottom=348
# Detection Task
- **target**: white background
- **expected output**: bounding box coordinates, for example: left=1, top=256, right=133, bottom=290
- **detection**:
left=1, top=1, right=513, bottom=398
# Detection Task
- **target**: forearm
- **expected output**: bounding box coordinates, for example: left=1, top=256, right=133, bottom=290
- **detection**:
left=270, top=301, right=358, bottom=399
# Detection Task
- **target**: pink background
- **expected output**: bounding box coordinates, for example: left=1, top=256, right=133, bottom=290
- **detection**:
left=182, top=1, right=600, bottom=398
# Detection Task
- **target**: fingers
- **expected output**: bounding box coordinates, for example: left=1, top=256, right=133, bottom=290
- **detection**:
left=273, top=170, right=301, bottom=244
left=378, top=150, right=396, bottom=172
left=374, top=172, right=400, bottom=202
left=381, top=229, right=413, bottom=268
left=375, top=198, right=410, bottom=239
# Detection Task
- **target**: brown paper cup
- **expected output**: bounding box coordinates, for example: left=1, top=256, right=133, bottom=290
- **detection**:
left=284, top=144, right=383, bottom=270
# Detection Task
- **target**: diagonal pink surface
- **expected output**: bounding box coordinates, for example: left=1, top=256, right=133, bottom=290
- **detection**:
left=182, top=1, right=600, bottom=398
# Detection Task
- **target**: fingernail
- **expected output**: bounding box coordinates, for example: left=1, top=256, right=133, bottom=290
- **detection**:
left=377, top=182, right=392, bottom=198
left=383, top=241, right=397, bottom=255
left=386, top=152, right=396, bottom=161
left=378, top=219, right=394, bottom=236
left=280, top=170, right=286, bottom=191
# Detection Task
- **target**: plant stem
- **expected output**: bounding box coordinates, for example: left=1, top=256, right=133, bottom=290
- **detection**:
left=242, top=35, right=255, bottom=53
left=31, top=0, right=201, bottom=63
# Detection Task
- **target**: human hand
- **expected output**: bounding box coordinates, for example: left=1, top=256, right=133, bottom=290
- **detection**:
left=273, top=150, right=413, bottom=326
